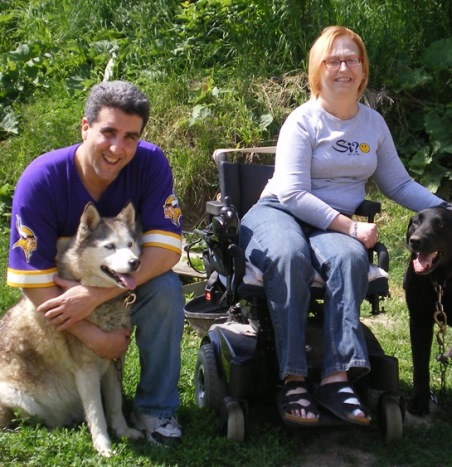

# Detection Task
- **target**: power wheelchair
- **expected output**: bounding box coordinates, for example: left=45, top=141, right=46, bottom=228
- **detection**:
left=184, top=147, right=405, bottom=443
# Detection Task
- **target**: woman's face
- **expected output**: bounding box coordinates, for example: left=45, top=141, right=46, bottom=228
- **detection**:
left=318, top=35, right=366, bottom=100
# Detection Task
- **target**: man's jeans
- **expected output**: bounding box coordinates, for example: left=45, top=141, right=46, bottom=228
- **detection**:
left=131, top=270, right=185, bottom=417
left=240, top=197, right=370, bottom=381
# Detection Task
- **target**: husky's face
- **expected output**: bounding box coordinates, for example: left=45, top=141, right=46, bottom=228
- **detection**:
left=66, top=203, right=141, bottom=289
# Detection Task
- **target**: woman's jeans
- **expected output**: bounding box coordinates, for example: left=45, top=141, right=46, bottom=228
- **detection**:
left=239, top=197, right=370, bottom=381
left=131, top=270, right=185, bottom=417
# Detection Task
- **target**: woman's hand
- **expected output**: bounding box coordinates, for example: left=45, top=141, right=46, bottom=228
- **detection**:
left=352, top=221, right=379, bottom=249
left=329, top=214, right=379, bottom=249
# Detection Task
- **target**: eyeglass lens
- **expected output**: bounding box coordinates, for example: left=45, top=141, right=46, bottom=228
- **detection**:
left=324, top=57, right=362, bottom=69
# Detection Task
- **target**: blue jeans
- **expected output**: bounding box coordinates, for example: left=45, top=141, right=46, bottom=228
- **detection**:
left=239, top=197, right=370, bottom=381
left=130, top=270, right=185, bottom=417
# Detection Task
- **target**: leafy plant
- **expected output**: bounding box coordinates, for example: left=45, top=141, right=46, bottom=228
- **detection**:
left=0, top=182, right=13, bottom=235
left=387, top=38, right=452, bottom=195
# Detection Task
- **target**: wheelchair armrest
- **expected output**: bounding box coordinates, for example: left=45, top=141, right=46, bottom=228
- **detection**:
left=373, top=242, right=389, bottom=272
left=354, top=200, right=381, bottom=223
left=206, top=200, right=225, bottom=217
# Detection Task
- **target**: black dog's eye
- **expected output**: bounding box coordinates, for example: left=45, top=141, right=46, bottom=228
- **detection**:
left=433, top=218, right=444, bottom=230
left=411, top=218, right=420, bottom=227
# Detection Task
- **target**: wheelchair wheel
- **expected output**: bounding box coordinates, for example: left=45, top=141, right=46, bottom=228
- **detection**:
left=378, top=393, right=403, bottom=443
left=195, top=342, right=227, bottom=412
left=225, top=400, right=245, bottom=442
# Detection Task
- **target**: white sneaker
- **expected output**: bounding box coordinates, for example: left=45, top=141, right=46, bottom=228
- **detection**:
left=131, top=411, right=182, bottom=446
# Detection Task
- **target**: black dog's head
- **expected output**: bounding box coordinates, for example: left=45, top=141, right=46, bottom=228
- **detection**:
left=406, top=207, right=452, bottom=275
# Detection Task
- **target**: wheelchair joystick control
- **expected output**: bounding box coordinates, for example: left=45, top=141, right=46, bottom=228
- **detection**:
left=212, top=196, right=239, bottom=243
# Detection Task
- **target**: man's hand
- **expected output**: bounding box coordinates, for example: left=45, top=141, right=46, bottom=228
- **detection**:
left=37, top=276, right=119, bottom=330
left=86, top=325, right=132, bottom=360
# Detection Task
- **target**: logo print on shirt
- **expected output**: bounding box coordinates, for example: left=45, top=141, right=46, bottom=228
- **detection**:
left=13, top=215, right=37, bottom=263
left=163, top=193, right=182, bottom=227
left=333, top=139, right=371, bottom=155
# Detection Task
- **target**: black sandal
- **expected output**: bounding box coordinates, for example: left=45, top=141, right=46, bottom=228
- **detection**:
left=276, top=380, right=319, bottom=426
left=315, top=381, right=371, bottom=426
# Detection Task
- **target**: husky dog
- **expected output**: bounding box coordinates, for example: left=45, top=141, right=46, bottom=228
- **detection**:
left=0, top=202, right=144, bottom=456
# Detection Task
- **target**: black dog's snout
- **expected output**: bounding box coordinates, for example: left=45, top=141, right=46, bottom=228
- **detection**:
left=129, top=258, right=141, bottom=271
left=409, top=235, right=421, bottom=250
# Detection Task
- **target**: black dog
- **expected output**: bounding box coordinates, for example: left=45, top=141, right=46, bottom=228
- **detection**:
left=404, top=207, right=452, bottom=416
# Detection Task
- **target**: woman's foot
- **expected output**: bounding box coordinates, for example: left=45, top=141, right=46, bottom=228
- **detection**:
left=316, top=378, right=371, bottom=426
left=277, top=377, right=319, bottom=426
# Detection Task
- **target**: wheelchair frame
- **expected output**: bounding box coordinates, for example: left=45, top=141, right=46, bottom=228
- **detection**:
left=184, top=148, right=405, bottom=443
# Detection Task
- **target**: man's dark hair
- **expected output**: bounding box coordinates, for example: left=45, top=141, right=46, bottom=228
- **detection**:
left=84, top=81, right=150, bottom=133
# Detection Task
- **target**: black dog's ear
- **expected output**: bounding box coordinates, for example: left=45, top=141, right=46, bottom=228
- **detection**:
left=406, top=216, right=416, bottom=244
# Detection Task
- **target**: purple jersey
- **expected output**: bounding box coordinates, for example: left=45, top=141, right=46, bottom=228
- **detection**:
left=7, top=141, right=182, bottom=288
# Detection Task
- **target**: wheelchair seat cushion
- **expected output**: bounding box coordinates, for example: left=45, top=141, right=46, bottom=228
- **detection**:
left=243, top=261, right=388, bottom=289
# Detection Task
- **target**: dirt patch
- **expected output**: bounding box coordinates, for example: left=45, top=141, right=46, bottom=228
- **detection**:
left=294, top=430, right=377, bottom=466
left=287, top=406, right=440, bottom=466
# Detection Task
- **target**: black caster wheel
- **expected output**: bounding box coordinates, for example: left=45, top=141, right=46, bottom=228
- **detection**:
left=378, top=393, right=403, bottom=443
left=225, top=399, right=245, bottom=442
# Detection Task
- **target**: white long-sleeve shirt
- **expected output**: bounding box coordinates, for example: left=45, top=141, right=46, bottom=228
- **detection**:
left=263, top=99, right=444, bottom=229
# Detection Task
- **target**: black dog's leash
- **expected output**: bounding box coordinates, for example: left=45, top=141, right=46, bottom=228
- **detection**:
left=433, top=282, right=449, bottom=404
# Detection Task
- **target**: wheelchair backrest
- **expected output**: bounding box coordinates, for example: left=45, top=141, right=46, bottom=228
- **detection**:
left=218, top=161, right=275, bottom=219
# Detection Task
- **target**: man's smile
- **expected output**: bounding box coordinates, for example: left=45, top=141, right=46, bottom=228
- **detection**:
left=103, top=154, right=120, bottom=164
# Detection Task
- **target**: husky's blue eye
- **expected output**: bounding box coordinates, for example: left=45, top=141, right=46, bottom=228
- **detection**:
left=105, top=243, right=115, bottom=250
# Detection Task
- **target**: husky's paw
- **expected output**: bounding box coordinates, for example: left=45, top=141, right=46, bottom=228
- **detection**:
left=93, top=437, right=113, bottom=457
left=117, top=426, right=144, bottom=440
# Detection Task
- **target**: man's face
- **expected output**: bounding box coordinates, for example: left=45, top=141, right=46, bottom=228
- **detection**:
left=79, top=106, right=143, bottom=184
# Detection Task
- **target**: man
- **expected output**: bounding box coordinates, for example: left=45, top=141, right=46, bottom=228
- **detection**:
left=7, top=80, right=185, bottom=445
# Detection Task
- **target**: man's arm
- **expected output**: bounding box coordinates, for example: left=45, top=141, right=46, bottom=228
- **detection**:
left=24, top=286, right=132, bottom=359
left=34, top=246, right=180, bottom=357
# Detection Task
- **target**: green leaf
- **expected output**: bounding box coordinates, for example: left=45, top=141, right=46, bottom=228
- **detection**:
left=259, top=113, right=273, bottom=130
left=396, top=68, right=432, bottom=91
left=422, top=38, right=452, bottom=70
left=0, top=107, right=18, bottom=135
left=424, top=109, right=452, bottom=154
left=419, top=162, right=450, bottom=193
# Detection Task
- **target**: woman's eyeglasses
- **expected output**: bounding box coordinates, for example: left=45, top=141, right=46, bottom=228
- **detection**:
left=323, top=56, right=363, bottom=70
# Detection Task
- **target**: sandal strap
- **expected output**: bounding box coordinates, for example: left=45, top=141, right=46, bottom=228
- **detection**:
left=278, top=380, right=317, bottom=412
left=331, top=386, right=364, bottom=411
left=316, top=381, right=370, bottom=423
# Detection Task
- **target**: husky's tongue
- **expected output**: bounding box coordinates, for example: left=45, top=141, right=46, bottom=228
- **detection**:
left=118, top=273, right=137, bottom=290
left=413, top=252, right=437, bottom=273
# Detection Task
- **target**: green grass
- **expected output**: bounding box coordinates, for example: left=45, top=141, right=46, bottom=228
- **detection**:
left=1, top=197, right=452, bottom=466
left=0, top=0, right=451, bottom=463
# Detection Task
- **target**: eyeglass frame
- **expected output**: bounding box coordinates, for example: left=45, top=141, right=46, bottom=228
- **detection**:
left=322, top=56, right=364, bottom=70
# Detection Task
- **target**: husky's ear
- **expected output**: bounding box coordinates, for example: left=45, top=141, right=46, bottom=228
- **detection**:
left=80, top=203, right=102, bottom=232
left=117, top=202, right=136, bottom=228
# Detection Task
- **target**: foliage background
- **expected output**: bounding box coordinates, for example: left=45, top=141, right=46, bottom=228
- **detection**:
left=0, top=0, right=451, bottom=465
left=0, top=0, right=451, bottom=226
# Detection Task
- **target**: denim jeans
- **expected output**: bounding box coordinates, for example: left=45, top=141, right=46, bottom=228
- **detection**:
left=239, top=197, right=370, bottom=381
left=130, top=270, right=185, bottom=417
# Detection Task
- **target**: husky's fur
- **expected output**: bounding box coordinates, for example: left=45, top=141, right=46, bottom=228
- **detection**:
left=0, top=202, right=144, bottom=456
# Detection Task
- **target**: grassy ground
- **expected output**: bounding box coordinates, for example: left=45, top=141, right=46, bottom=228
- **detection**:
left=1, top=196, right=452, bottom=466
left=1, top=1, right=451, bottom=464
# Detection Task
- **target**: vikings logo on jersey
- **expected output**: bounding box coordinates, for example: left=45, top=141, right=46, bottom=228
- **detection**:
left=13, top=215, right=37, bottom=263
left=163, top=193, right=182, bottom=227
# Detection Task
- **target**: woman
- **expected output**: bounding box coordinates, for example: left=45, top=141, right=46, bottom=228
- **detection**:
left=239, top=26, right=448, bottom=426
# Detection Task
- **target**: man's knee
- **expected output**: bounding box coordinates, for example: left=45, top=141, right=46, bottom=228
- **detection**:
left=133, top=271, right=184, bottom=320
